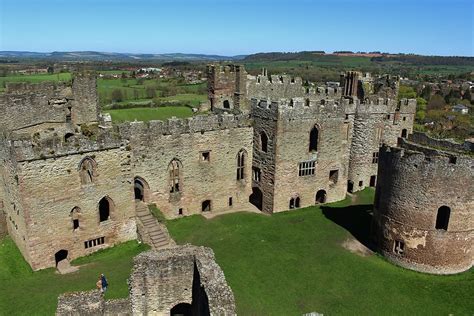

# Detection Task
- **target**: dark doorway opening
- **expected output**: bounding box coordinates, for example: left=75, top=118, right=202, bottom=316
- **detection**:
left=99, top=197, right=111, bottom=222
left=134, top=179, right=144, bottom=201
left=202, top=200, right=211, bottom=212
left=249, top=187, right=263, bottom=210
left=316, top=190, right=327, bottom=204
left=64, top=133, right=74, bottom=142
left=55, top=249, right=68, bottom=266
left=370, top=175, right=376, bottom=187
left=435, top=206, right=451, bottom=230
left=223, top=100, right=230, bottom=109
left=347, top=181, right=354, bottom=193
left=170, top=303, right=192, bottom=316
left=401, top=129, right=408, bottom=138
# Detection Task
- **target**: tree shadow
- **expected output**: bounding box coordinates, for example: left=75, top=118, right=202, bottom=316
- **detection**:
left=321, top=204, right=376, bottom=252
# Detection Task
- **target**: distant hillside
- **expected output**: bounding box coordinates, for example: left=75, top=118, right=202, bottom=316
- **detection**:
left=0, top=51, right=246, bottom=62
left=243, top=51, right=474, bottom=66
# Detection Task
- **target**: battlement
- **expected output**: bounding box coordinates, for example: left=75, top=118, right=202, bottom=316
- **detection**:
left=207, top=64, right=244, bottom=74
left=119, top=113, right=252, bottom=141
left=381, top=136, right=473, bottom=172
left=5, top=81, right=70, bottom=95
left=7, top=129, right=123, bottom=162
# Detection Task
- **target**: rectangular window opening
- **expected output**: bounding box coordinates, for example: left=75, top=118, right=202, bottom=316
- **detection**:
left=228, top=197, right=233, bottom=207
left=201, top=151, right=210, bottom=162
left=299, top=160, right=316, bottom=177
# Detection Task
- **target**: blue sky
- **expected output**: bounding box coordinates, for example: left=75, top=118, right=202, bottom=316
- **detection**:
left=0, top=0, right=472, bottom=56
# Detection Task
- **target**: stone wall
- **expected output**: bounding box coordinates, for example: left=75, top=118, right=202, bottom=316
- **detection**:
left=0, top=72, right=99, bottom=133
left=129, top=246, right=236, bottom=315
left=120, top=115, right=254, bottom=218
left=57, top=290, right=105, bottom=315
left=373, top=140, right=473, bottom=274
left=7, top=131, right=136, bottom=270
left=207, top=65, right=248, bottom=112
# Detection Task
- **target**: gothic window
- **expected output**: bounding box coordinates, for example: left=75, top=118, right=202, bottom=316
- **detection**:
left=70, top=207, right=80, bottom=230
left=236, top=149, right=246, bottom=180
left=289, top=196, right=300, bottom=209
left=393, top=240, right=405, bottom=255
left=252, top=167, right=261, bottom=182
left=79, top=157, right=97, bottom=185
left=309, top=126, right=319, bottom=152
left=169, top=159, right=181, bottom=193
left=98, top=196, right=113, bottom=222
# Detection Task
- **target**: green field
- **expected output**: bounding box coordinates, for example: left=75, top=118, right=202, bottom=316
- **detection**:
left=0, top=239, right=149, bottom=315
left=106, top=106, right=194, bottom=122
left=167, top=189, right=474, bottom=315
left=0, top=73, right=71, bottom=92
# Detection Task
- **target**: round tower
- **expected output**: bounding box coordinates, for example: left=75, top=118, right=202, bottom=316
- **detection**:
left=373, top=139, right=473, bottom=274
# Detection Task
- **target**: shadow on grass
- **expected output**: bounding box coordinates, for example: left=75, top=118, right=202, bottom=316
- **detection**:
left=321, top=204, right=376, bottom=251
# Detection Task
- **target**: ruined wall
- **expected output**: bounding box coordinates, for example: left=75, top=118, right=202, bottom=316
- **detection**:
left=129, top=246, right=236, bottom=315
left=120, top=114, right=254, bottom=218
left=374, top=139, right=473, bottom=274
left=57, top=290, right=105, bottom=315
left=0, top=72, right=99, bottom=133
left=207, top=65, right=248, bottom=112
left=272, top=98, right=352, bottom=212
left=10, top=132, right=136, bottom=270
left=348, top=98, right=416, bottom=193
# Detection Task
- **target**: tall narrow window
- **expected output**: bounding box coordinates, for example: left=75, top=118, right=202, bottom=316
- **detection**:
left=71, top=207, right=80, bottom=230
left=435, top=206, right=451, bottom=231
left=237, top=149, right=246, bottom=180
left=260, top=132, right=268, bottom=153
left=79, top=157, right=97, bottom=185
left=98, top=196, right=113, bottom=222
left=309, top=125, right=319, bottom=152
left=169, top=159, right=181, bottom=193
left=252, top=167, right=261, bottom=182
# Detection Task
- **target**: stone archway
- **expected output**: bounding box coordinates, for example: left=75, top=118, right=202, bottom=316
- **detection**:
left=170, top=303, right=192, bottom=316
left=315, top=190, right=327, bottom=204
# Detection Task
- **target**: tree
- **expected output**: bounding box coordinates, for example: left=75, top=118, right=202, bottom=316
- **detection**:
left=145, top=87, right=156, bottom=98
left=427, top=94, right=446, bottom=110
left=111, top=89, right=123, bottom=102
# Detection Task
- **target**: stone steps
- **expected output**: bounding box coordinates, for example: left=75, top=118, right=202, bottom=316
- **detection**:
left=135, top=202, right=170, bottom=250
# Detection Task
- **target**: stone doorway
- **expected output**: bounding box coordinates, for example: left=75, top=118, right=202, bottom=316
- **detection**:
left=249, top=187, right=263, bottom=211
left=55, top=249, right=68, bottom=266
left=316, top=190, right=327, bottom=204
left=170, top=303, right=192, bottom=316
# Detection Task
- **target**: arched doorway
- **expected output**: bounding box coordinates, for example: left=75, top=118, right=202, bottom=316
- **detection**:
left=170, top=303, right=192, bottom=316
left=134, top=178, right=146, bottom=201
left=99, top=196, right=113, bottom=222
left=315, top=190, right=327, bottom=204
left=55, top=249, right=68, bottom=266
left=401, top=129, right=408, bottom=138
left=249, top=187, right=263, bottom=211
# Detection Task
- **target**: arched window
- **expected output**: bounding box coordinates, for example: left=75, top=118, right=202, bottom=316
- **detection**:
left=260, top=132, right=268, bottom=153
left=316, top=190, right=327, bottom=204
left=98, top=196, right=113, bottom=222
left=168, top=159, right=181, bottom=193
left=289, top=196, right=300, bottom=209
left=309, top=125, right=319, bottom=152
left=435, top=206, right=451, bottom=231
left=223, top=100, right=230, bottom=109
left=79, top=157, right=97, bottom=185
left=401, top=129, right=408, bottom=138
left=70, top=207, right=81, bottom=230
left=237, top=149, right=246, bottom=180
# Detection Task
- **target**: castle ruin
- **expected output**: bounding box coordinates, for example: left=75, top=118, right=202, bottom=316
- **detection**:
left=1, top=64, right=470, bottom=275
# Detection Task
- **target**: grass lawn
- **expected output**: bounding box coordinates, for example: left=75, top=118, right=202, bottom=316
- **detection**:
left=0, top=239, right=148, bottom=315
left=0, top=73, right=72, bottom=92
left=106, top=106, right=194, bottom=122
left=166, top=189, right=474, bottom=315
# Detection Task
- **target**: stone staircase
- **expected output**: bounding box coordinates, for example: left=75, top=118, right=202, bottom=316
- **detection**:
left=135, top=201, right=172, bottom=249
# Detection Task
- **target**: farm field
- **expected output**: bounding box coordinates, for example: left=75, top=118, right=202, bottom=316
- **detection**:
left=0, top=73, right=71, bottom=92
left=166, top=189, right=474, bottom=315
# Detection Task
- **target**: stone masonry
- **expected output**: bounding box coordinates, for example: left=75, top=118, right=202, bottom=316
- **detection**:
left=56, top=245, right=236, bottom=316
left=373, top=132, right=473, bottom=274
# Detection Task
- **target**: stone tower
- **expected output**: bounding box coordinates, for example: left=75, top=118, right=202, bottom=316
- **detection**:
left=373, top=133, right=473, bottom=274
left=206, top=64, right=248, bottom=113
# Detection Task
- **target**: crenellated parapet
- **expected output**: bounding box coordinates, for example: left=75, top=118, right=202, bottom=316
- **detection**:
left=119, top=113, right=252, bottom=141
left=8, top=129, right=123, bottom=162
left=374, top=134, right=473, bottom=274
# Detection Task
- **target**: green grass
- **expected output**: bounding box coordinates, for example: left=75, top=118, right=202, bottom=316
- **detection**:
left=166, top=189, right=474, bottom=315
left=0, top=238, right=148, bottom=315
left=106, top=106, right=194, bottom=122
left=0, top=73, right=72, bottom=92
left=148, top=204, right=166, bottom=223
